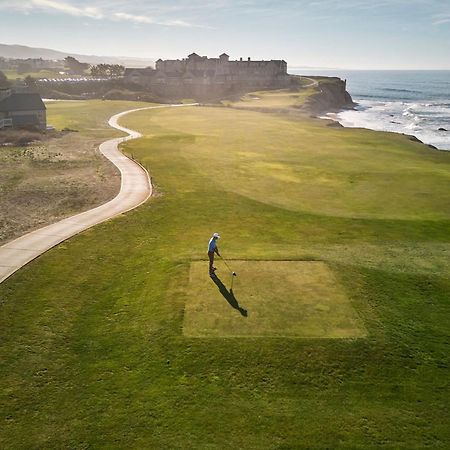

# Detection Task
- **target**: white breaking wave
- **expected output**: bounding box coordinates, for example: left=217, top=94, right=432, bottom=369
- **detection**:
left=327, top=99, right=450, bottom=150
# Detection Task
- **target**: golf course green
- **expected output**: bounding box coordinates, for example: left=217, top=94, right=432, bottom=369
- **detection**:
left=0, top=98, right=449, bottom=448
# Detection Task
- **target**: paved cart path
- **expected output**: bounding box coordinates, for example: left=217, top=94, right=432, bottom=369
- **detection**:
left=0, top=104, right=196, bottom=284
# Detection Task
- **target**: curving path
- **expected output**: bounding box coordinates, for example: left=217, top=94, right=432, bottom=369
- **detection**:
left=0, top=104, right=196, bottom=284
left=301, top=77, right=319, bottom=88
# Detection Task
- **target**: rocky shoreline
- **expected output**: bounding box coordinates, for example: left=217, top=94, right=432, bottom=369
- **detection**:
left=298, top=76, right=356, bottom=115
left=319, top=94, right=444, bottom=151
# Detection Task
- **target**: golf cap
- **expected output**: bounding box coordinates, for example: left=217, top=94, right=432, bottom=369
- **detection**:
left=213, top=232, right=220, bottom=239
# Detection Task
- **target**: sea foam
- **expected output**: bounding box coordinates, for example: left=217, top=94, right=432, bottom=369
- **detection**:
left=295, top=70, right=450, bottom=151
left=330, top=99, right=450, bottom=150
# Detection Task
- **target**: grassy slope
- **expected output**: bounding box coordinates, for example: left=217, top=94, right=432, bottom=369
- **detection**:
left=225, top=76, right=320, bottom=110
left=0, top=100, right=150, bottom=243
left=227, top=87, right=316, bottom=109
left=0, top=102, right=449, bottom=448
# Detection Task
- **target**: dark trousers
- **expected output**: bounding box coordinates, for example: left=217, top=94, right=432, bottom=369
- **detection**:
left=208, top=251, right=215, bottom=273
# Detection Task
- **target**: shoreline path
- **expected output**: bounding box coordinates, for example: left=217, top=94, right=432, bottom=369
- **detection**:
left=0, top=104, right=196, bottom=284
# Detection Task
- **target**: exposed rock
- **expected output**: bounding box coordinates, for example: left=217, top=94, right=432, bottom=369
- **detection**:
left=405, top=134, right=422, bottom=143
left=298, top=77, right=356, bottom=116
left=326, top=121, right=343, bottom=128
left=438, top=127, right=447, bottom=132
left=403, top=134, right=439, bottom=151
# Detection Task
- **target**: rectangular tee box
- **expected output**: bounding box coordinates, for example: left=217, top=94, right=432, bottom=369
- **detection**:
left=183, top=260, right=366, bottom=338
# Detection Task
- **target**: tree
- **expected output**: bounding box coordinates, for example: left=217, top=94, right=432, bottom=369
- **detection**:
left=64, top=56, right=90, bottom=75
left=90, top=64, right=125, bottom=78
left=0, top=70, right=10, bottom=88
left=111, top=64, right=125, bottom=77
left=24, top=75, right=36, bottom=88
left=90, top=65, right=101, bottom=77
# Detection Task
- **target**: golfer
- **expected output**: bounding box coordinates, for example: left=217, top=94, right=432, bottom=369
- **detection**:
left=208, top=233, right=221, bottom=275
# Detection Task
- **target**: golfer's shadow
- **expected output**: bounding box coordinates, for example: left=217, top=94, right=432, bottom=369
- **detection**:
left=210, top=275, right=248, bottom=317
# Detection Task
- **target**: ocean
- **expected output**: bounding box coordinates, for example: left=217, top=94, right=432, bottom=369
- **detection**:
left=290, top=70, right=450, bottom=151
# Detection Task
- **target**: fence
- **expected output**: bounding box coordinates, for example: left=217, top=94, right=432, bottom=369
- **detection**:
left=0, top=118, right=13, bottom=129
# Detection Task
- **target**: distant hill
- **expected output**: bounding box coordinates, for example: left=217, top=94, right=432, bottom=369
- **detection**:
left=0, top=43, right=155, bottom=68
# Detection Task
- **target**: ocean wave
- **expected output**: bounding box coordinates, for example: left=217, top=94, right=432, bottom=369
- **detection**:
left=314, top=70, right=450, bottom=149
left=332, top=100, right=450, bottom=150
left=402, top=109, right=417, bottom=117
left=382, top=88, right=422, bottom=94
left=357, top=94, right=393, bottom=100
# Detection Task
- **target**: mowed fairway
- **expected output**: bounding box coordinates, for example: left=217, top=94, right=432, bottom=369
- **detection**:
left=0, top=103, right=449, bottom=449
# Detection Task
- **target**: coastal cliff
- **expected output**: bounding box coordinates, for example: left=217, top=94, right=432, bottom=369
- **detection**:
left=298, top=76, right=355, bottom=115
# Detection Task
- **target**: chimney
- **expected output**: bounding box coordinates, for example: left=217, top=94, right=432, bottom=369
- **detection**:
left=240, top=57, right=243, bottom=61
left=248, top=57, right=251, bottom=62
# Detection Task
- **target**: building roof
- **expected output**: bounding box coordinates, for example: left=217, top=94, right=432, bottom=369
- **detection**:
left=0, top=93, right=46, bottom=112
left=188, top=53, right=205, bottom=60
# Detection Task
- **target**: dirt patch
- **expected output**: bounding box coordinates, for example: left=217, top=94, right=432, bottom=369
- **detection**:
left=0, top=132, right=120, bottom=244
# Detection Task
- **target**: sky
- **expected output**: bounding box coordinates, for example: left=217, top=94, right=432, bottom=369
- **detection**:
left=0, top=0, right=450, bottom=69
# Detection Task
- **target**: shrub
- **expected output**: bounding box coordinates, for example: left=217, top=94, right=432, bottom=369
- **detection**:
left=0, top=129, right=43, bottom=146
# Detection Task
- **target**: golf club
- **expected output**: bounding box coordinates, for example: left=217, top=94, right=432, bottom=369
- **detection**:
left=219, top=254, right=237, bottom=277
left=218, top=254, right=237, bottom=290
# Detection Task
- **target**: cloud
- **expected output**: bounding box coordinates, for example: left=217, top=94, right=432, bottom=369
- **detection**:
left=0, top=0, right=206, bottom=27
left=114, top=12, right=153, bottom=24
left=2, top=0, right=449, bottom=29
left=30, top=0, right=103, bottom=18
left=433, top=13, right=450, bottom=25
left=113, top=11, right=200, bottom=27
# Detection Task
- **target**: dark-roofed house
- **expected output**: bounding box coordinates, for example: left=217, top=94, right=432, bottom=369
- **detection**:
left=0, top=91, right=46, bottom=130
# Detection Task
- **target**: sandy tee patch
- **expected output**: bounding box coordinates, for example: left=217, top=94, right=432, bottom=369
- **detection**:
left=183, top=260, right=366, bottom=338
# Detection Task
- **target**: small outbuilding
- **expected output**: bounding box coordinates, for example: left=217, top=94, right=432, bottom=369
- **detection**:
left=0, top=89, right=46, bottom=130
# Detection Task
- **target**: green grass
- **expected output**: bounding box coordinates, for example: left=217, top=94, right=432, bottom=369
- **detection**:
left=46, top=99, right=151, bottom=138
left=122, top=107, right=450, bottom=220
left=3, top=69, right=69, bottom=80
left=0, top=100, right=449, bottom=448
left=227, top=87, right=316, bottom=109
left=184, top=261, right=366, bottom=338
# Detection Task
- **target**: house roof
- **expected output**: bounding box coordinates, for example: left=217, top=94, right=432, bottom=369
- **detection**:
left=0, top=93, right=46, bottom=112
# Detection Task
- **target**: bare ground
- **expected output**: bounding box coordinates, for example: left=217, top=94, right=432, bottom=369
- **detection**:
left=0, top=132, right=120, bottom=244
